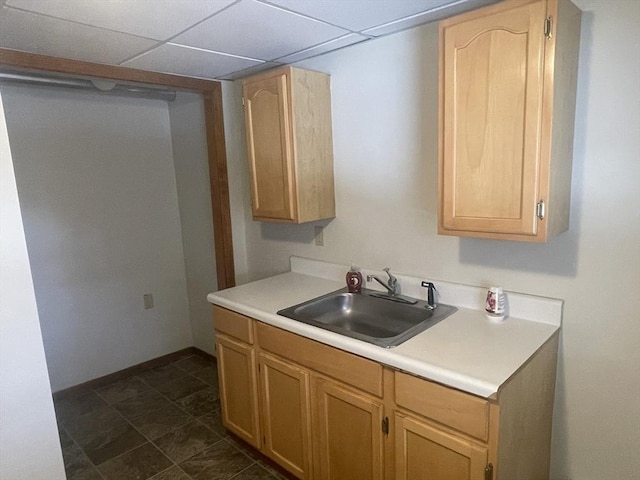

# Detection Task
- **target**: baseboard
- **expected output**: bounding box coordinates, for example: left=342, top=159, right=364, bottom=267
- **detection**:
left=53, top=346, right=216, bottom=400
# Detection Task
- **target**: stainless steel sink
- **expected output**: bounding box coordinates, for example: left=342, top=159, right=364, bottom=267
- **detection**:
left=277, top=288, right=457, bottom=348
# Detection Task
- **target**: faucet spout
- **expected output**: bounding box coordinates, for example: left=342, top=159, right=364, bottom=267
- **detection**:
left=367, top=274, right=394, bottom=295
left=366, top=268, right=418, bottom=305
left=367, top=267, right=401, bottom=296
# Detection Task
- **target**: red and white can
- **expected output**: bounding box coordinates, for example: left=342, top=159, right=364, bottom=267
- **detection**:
left=485, top=287, right=505, bottom=321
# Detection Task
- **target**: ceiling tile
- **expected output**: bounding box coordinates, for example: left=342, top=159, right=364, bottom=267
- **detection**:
left=264, top=0, right=452, bottom=31
left=363, top=0, right=500, bottom=36
left=275, top=34, right=369, bottom=64
left=5, top=0, right=236, bottom=40
left=172, top=0, right=349, bottom=61
left=0, top=6, right=157, bottom=64
left=0, top=0, right=495, bottom=81
left=217, top=61, right=283, bottom=81
left=122, top=43, right=263, bottom=79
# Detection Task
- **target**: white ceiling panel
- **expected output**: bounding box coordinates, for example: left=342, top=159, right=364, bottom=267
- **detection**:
left=172, top=0, right=349, bottom=61
left=122, top=43, right=263, bottom=79
left=5, top=0, right=236, bottom=40
left=363, top=0, right=499, bottom=36
left=0, top=0, right=499, bottom=80
left=275, top=33, right=368, bottom=64
left=265, top=0, right=454, bottom=32
left=218, top=61, right=283, bottom=81
left=0, top=6, right=158, bottom=64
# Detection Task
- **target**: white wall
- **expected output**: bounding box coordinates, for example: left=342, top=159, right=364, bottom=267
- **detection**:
left=2, top=85, right=193, bottom=391
left=169, top=92, right=218, bottom=354
left=0, top=91, right=66, bottom=480
left=225, top=1, right=640, bottom=478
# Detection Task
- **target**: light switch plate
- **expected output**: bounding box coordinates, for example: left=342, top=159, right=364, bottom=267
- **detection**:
left=143, top=293, right=154, bottom=309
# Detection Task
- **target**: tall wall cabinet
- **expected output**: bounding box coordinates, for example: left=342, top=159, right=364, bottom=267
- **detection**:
left=438, top=0, right=581, bottom=242
left=242, top=66, right=335, bottom=223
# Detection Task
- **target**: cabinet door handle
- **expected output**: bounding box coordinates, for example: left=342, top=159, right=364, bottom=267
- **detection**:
left=485, top=463, right=494, bottom=480
left=536, top=200, right=546, bottom=220
left=545, top=16, right=553, bottom=39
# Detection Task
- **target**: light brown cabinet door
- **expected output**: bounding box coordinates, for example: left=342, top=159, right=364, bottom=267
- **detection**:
left=395, top=414, right=488, bottom=480
left=216, top=333, right=261, bottom=448
left=243, top=71, right=296, bottom=222
left=439, top=0, right=548, bottom=237
left=313, top=378, right=384, bottom=480
left=258, top=352, right=312, bottom=479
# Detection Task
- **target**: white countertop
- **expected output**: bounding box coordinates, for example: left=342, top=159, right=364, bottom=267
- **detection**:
left=207, top=257, right=562, bottom=399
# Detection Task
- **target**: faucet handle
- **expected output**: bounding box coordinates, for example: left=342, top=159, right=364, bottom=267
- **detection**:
left=383, top=267, right=396, bottom=284
left=382, top=267, right=398, bottom=287
left=383, top=268, right=400, bottom=295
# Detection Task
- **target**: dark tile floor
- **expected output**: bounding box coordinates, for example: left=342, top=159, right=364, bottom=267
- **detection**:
left=54, top=353, right=287, bottom=480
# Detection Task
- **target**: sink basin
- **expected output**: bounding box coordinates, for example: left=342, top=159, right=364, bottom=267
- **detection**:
left=277, top=288, right=457, bottom=348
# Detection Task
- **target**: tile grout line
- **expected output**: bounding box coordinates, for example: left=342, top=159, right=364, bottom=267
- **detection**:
left=228, top=461, right=262, bottom=480
left=89, top=387, right=178, bottom=478
left=56, top=356, right=221, bottom=480
left=101, top=368, right=216, bottom=478
left=108, top=357, right=222, bottom=478
left=57, top=397, right=115, bottom=480
left=57, top=421, right=107, bottom=480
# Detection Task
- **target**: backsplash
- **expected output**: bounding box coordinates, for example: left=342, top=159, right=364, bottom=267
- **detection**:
left=290, top=256, right=563, bottom=327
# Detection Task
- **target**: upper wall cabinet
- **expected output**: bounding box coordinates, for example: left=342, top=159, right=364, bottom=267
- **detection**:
left=438, top=0, right=581, bottom=242
left=242, top=67, right=335, bottom=223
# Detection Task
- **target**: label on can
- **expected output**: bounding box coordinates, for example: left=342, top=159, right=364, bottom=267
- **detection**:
left=485, top=287, right=505, bottom=315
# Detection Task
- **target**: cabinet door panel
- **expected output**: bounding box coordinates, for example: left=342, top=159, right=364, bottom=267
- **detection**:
left=244, top=72, right=295, bottom=221
left=396, top=414, right=487, bottom=480
left=313, top=378, right=384, bottom=480
left=440, top=0, right=547, bottom=236
left=259, top=353, right=312, bottom=479
left=395, top=371, right=489, bottom=441
left=213, top=305, right=253, bottom=344
left=216, top=334, right=261, bottom=448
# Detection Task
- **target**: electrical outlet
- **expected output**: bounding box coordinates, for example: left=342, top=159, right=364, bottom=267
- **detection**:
left=143, top=293, right=154, bottom=309
left=314, top=226, right=324, bottom=246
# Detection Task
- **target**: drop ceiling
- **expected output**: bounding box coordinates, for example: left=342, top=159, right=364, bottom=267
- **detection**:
left=0, top=0, right=498, bottom=81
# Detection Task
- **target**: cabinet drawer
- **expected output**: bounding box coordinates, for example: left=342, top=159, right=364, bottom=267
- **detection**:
left=213, top=306, right=254, bottom=344
left=395, top=371, right=488, bottom=441
left=257, top=322, right=383, bottom=397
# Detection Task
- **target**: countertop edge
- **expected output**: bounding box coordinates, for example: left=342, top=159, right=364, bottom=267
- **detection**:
left=207, top=265, right=560, bottom=399
left=207, top=292, right=555, bottom=398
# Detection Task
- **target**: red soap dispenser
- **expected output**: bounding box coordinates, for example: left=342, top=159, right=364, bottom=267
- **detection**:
left=346, top=266, right=363, bottom=293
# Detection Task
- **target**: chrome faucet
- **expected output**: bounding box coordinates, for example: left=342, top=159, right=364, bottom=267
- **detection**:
left=366, top=268, right=418, bottom=305
left=367, top=268, right=401, bottom=296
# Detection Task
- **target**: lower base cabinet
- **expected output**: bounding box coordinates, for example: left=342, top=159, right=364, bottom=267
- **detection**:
left=213, top=305, right=558, bottom=480
left=216, top=333, right=261, bottom=449
left=258, top=352, right=312, bottom=479
left=313, top=378, right=384, bottom=480
left=395, top=414, right=488, bottom=480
